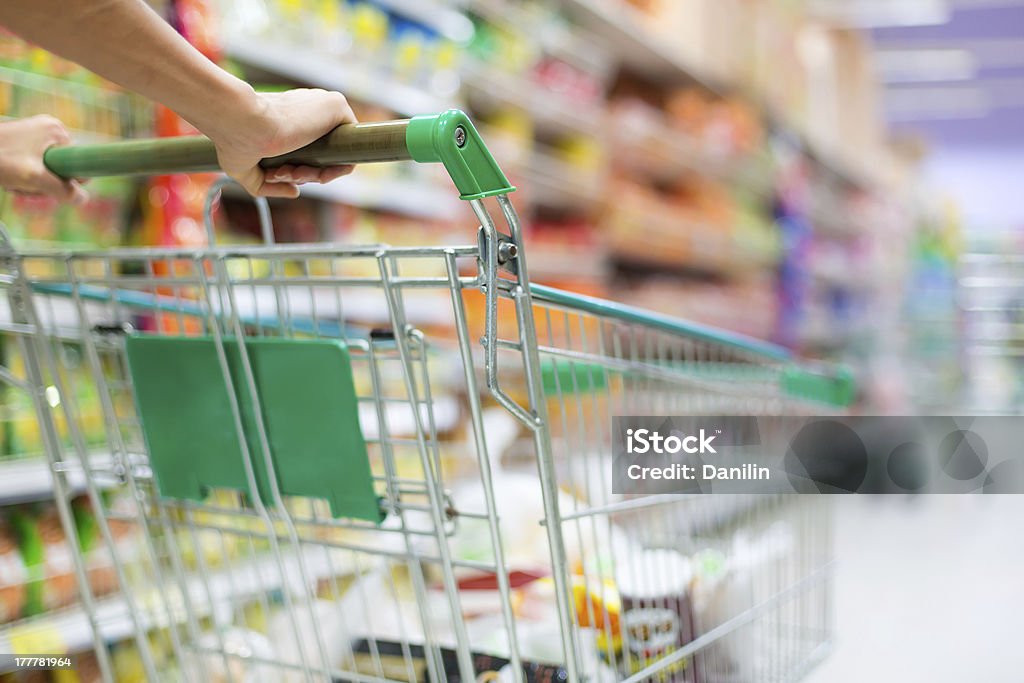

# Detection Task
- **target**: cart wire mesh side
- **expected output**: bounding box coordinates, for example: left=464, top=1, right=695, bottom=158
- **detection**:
left=0, top=110, right=849, bottom=683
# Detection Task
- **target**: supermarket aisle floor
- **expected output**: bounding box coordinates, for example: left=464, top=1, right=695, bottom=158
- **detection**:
left=806, top=496, right=1024, bottom=683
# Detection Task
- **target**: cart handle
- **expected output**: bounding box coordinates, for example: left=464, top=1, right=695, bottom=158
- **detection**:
left=43, top=109, right=515, bottom=201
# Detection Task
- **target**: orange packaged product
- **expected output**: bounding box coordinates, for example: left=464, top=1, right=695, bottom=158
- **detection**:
left=11, top=505, right=79, bottom=615
left=0, top=518, right=27, bottom=623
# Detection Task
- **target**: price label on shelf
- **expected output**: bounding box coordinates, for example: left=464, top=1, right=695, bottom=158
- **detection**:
left=7, top=623, right=66, bottom=656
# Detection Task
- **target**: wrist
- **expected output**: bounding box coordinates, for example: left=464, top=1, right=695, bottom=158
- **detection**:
left=186, top=77, right=270, bottom=150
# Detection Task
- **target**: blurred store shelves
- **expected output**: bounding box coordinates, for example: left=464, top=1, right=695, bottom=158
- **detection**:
left=0, top=454, right=119, bottom=505
left=461, top=59, right=605, bottom=136
left=0, top=548, right=345, bottom=661
left=523, top=148, right=605, bottom=210
left=299, top=174, right=464, bottom=221
left=222, top=34, right=454, bottom=117
left=0, top=0, right=928, bottom=413
left=374, top=0, right=475, bottom=42
left=559, top=0, right=725, bottom=87
left=560, top=0, right=892, bottom=193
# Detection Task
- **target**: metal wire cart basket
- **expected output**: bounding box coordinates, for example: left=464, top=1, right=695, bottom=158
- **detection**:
left=0, top=111, right=851, bottom=682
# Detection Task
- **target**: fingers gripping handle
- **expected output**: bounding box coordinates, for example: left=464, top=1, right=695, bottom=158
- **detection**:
left=42, top=109, right=515, bottom=201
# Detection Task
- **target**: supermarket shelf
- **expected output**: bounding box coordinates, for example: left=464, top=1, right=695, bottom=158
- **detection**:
left=560, top=0, right=726, bottom=89
left=608, top=210, right=735, bottom=275
left=15, top=280, right=456, bottom=333
left=0, top=118, right=121, bottom=145
left=0, top=394, right=458, bottom=507
left=526, top=245, right=610, bottom=283
left=461, top=59, right=606, bottom=136
left=220, top=288, right=457, bottom=329
left=798, top=132, right=881, bottom=194
left=560, top=0, right=881, bottom=194
left=798, top=326, right=859, bottom=351
left=604, top=197, right=780, bottom=277
left=296, top=175, right=465, bottom=221
left=0, top=296, right=115, bottom=337
left=612, top=117, right=774, bottom=195
left=0, top=66, right=138, bottom=123
left=523, top=150, right=605, bottom=210
left=0, top=548, right=348, bottom=661
left=0, top=599, right=137, bottom=665
left=807, top=201, right=863, bottom=239
left=961, top=254, right=1024, bottom=265
left=0, top=454, right=118, bottom=505
left=808, top=263, right=872, bottom=291
left=0, top=65, right=146, bottom=143
left=467, top=0, right=612, bottom=74
left=224, top=34, right=455, bottom=117
left=617, top=128, right=725, bottom=180
left=373, top=0, right=475, bottom=43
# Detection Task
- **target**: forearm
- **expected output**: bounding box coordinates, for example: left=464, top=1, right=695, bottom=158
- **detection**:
left=1, top=0, right=356, bottom=197
left=0, top=0, right=258, bottom=139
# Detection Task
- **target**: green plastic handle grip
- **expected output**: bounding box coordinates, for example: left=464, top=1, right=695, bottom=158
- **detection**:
left=44, top=109, right=514, bottom=201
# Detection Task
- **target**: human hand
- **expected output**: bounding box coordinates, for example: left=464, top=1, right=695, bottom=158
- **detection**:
left=203, top=87, right=358, bottom=198
left=0, top=115, right=88, bottom=203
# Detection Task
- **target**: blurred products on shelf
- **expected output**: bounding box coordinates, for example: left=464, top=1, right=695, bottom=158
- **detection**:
left=0, top=0, right=945, bottom=425
left=0, top=496, right=138, bottom=625
left=0, top=0, right=939, bottom=415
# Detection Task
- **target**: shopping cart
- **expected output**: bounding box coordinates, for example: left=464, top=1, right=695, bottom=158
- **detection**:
left=0, top=110, right=850, bottom=682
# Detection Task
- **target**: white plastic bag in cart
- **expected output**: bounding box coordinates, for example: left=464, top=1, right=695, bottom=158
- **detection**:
left=691, top=522, right=796, bottom=682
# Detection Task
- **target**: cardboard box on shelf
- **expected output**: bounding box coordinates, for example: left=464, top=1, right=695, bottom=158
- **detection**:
left=631, top=0, right=745, bottom=81
left=833, top=28, right=883, bottom=168
left=799, top=23, right=883, bottom=174
left=733, top=0, right=764, bottom=92
left=702, top=0, right=751, bottom=83
left=801, top=21, right=841, bottom=156
left=752, top=2, right=811, bottom=129
left=617, top=0, right=885, bottom=177
left=632, top=0, right=708, bottom=71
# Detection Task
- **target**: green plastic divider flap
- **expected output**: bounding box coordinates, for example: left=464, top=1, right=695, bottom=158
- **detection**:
left=125, top=336, right=382, bottom=523
left=406, top=109, right=516, bottom=200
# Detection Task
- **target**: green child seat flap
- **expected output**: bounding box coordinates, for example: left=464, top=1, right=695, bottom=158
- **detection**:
left=125, top=336, right=382, bottom=523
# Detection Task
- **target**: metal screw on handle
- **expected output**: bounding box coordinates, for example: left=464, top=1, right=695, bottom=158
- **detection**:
left=455, top=126, right=467, bottom=148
